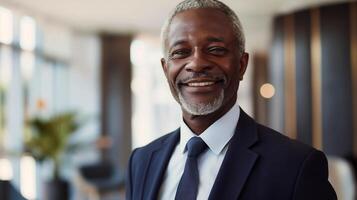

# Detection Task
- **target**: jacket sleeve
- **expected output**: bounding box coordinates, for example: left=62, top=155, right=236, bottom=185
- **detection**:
left=126, top=149, right=137, bottom=200
left=292, top=149, right=337, bottom=200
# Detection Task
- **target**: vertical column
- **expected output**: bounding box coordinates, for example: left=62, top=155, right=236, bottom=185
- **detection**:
left=252, top=53, right=268, bottom=125
left=268, top=17, right=285, bottom=133
left=320, top=4, right=352, bottom=156
left=310, top=8, right=322, bottom=150
left=295, top=10, right=312, bottom=146
left=101, top=34, right=132, bottom=171
left=284, top=14, right=297, bottom=139
left=0, top=49, right=4, bottom=147
left=351, top=2, right=357, bottom=156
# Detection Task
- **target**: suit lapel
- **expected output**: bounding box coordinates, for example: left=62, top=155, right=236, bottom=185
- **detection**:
left=143, top=129, right=180, bottom=200
left=209, top=110, right=259, bottom=200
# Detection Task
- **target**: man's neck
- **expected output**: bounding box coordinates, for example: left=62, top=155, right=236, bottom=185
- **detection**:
left=182, top=97, right=237, bottom=135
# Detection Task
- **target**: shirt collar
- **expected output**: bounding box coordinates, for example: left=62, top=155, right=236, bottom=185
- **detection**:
left=179, top=102, right=240, bottom=155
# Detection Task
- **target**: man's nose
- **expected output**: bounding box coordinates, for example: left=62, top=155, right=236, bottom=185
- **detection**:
left=184, top=49, right=212, bottom=72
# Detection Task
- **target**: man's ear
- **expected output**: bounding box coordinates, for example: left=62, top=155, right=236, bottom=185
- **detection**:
left=238, top=52, right=249, bottom=80
left=161, top=58, right=168, bottom=78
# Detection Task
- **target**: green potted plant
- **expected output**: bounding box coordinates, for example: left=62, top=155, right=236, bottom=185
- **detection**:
left=25, top=112, right=80, bottom=200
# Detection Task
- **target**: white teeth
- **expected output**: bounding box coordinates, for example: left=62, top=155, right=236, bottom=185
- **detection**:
left=187, top=82, right=215, bottom=87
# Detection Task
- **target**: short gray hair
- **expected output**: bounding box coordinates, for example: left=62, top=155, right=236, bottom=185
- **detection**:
left=160, top=0, right=245, bottom=57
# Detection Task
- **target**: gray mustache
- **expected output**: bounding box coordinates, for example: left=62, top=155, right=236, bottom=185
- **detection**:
left=177, top=73, right=227, bottom=85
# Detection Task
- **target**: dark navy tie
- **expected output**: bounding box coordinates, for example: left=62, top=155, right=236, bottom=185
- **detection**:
left=175, top=137, right=208, bottom=200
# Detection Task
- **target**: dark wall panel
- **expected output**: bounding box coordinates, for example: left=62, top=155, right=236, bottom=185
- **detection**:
left=101, top=34, right=132, bottom=170
left=268, top=16, right=285, bottom=133
left=252, top=53, right=268, bottom=126
left=294, top=11, right=312, bottom=146
left=320, top=4, right=353, bottom=156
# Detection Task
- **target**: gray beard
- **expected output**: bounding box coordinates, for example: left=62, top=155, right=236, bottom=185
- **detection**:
left=177, top=90, right=224, bottom=116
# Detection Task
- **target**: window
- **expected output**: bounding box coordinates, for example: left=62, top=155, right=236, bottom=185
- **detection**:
left=0, top=7, right=13, bottom=45
left=0, top=6, right=70, bottom=200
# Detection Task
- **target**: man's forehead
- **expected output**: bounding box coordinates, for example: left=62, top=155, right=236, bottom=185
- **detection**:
left=170, top=9, right=232, bottom=32
left=167, top=9, right=235, bottom=45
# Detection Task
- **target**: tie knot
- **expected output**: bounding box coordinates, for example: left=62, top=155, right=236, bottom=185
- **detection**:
left=186, top=137, right=207, bottom=157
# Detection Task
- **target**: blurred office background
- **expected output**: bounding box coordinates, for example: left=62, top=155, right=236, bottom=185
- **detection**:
left=0, top=0, right=356, bottom=199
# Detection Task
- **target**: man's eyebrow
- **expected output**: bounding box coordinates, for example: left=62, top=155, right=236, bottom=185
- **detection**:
left=169, top=40, right=187, bottom=50
left=206, top=37, right=225, bottom=43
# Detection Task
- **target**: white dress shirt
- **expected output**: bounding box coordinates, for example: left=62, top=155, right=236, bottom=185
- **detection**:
left=159, top=103, right=241, bottom=200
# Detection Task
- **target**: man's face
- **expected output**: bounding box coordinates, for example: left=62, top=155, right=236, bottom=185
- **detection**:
left=161, top=8, right=248, bottom=116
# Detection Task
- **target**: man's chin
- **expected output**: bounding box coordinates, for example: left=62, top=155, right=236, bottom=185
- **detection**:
left=178, top=91, right=224, bottom=116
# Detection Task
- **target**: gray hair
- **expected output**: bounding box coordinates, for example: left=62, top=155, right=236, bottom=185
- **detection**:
left=160, top=0, right=245, bottom=57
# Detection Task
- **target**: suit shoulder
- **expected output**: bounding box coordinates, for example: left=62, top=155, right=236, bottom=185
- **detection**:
left=251, top=123, right=331, bottom=184
left=255, top=123, right=316, bottom=158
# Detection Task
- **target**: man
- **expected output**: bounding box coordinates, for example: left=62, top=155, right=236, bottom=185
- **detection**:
left=126, top=0, right=337, bottom=199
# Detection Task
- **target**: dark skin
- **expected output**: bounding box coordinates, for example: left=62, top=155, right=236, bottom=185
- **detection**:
left=161, top=8, right=249, bottom=134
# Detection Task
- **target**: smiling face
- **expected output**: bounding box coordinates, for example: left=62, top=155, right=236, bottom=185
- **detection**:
left=161, top=8, right=248, bottom=117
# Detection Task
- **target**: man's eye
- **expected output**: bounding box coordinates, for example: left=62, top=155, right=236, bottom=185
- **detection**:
left=169, top=49, right=191, bottom=59
left=207, top=47, right=228, bottom=56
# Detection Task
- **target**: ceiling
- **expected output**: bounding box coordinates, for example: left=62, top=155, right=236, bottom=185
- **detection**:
left=0, top=0, right=350, bottom=34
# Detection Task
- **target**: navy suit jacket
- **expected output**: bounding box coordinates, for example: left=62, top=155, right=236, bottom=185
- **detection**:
left=126, top=110, right=337, bottom=200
